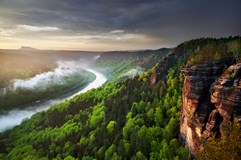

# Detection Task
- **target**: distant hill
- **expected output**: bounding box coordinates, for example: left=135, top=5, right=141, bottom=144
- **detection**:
left=19, top=46, right=39, bottom=51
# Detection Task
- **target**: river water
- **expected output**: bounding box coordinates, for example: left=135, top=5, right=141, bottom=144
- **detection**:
left=0, top=68, right=107, bottom=132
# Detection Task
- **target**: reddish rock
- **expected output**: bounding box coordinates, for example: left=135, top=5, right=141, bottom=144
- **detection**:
left=203, top=109, right=222, bottom=137
left=180, top=61, right=224, bottom=156
left=180, top=62, right=241, bottom=157
left=211, top=63, right=241, bottom=121
left=150, top=72, right=158, bottom=85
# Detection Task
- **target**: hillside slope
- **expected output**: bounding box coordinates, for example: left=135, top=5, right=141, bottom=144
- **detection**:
left=0, top=48, right=185, bottom=160
left=0, top=37, right=241, bottom=160
left=151, top=36, right=241, bottom=159
left=95, top=48, right=170, bottom=83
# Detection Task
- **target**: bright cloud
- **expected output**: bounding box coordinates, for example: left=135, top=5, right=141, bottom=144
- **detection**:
left=13, top=61, right=83, bottom=90
left=0, top=28, right=15, bottom=36
left=110, top=30, right=125, bottom=34
left=17, top=25, right=60, bottom=32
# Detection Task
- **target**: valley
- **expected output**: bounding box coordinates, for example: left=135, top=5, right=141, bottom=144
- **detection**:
left=0, top=37, right=240, bottom=159
left=0, top=68, right=106, bottom=132
left=1, top=0, right=240, bottom=159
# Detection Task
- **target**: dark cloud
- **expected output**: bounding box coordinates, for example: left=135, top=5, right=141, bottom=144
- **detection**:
left=0, top=0, right=240, bottom=48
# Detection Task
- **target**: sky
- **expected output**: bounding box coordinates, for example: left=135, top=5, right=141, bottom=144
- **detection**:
left=0, top=0, right=240, bottom=51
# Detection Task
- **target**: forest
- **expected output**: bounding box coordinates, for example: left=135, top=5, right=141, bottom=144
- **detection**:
left=0, top=37, right=241, bottom=159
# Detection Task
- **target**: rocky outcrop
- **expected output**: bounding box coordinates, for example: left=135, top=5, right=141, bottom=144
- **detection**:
left=150, top=72, right=158, bottom=85
left=150, top=54, right=177, bottom=85
left=180, top=61, right=225, bottom=155
left=150, top=46, right=188, bottom=85
left=211, top=63, right=241, bottom=137
left=180, top=62, right=241, bottom=156
left=211, top=63, right=241, bottom=121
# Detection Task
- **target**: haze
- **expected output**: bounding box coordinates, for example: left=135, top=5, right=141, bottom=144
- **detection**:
left=0, top=0, right=240, bottom=51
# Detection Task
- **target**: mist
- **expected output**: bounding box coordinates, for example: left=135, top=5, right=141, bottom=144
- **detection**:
left=93, top=55, right=101, bottom=60
left=123, top=67, right=144, bottom=77
left=13, top=60, right=87, bottom=90
left=0, top=64, right=107, bottom=132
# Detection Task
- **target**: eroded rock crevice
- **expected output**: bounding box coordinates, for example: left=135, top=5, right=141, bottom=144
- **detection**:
left=180, top=62, right=241, bottom=156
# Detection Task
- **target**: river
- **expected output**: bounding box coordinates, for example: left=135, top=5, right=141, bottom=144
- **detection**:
left=0, top=68, right=107, bottom=132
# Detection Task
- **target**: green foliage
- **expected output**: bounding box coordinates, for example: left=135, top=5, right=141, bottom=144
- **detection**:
left=107, top=121, right=117, bottom=133
left=105, top=144, right=117, bottom=159
left=136, top=151, right=147, bottom=160
left=228, top=39, right=241, bottom=62
left=90, top=103, right=106, bottom=128
left=95, top=49, right=170, bottom=84
left=0, top=62, right=188, bottom=159
left=183, top=37, right=241, bottom=66
left=230, top=71, right=236, bottom=78
left=6, top=145, right=48, bottom=160
left=64, top=155, right=76, bottom=160
left=2, top=37, right=239, bottom=159
left=197, top=121, right=241, bottom=160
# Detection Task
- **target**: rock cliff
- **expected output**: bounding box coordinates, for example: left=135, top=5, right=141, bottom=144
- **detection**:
left=180, top=62, right=241, bottom=156
left=211, top=63, right=241, bottom=136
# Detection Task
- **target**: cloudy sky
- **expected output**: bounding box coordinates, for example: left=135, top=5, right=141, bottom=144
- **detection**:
left=0, top=0, right=240, bottom=51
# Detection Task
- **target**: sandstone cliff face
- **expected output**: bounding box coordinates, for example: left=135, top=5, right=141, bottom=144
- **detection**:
left=211, top=63, right=241, bottom=136
left=180, top=62, right=241, bottom=156
left=180, top=61, right=225, bottom=155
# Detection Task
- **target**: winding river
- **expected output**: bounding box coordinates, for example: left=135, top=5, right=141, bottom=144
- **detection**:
left=0, top=68, right=107, bottom=132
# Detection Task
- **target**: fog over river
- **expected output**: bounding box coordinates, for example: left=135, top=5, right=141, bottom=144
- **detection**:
left=0, top=68, right=107, bottom=132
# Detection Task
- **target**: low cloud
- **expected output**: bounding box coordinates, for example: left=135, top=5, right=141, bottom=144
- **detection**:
left=110, top=30, right=125, bottom=34
left=13, top=61, right=84, bottom=90
left=123, top=67, right=144, bottom=77
left=17, top=25, right=60, bottom=32
left=0, top=28, right=15, bottom=36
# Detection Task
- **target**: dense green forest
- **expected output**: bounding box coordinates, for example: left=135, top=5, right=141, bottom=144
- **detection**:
left=0, top=65, right=187, bottom=160
left=0, top=37, right=241, bottom=159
